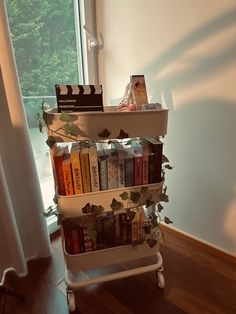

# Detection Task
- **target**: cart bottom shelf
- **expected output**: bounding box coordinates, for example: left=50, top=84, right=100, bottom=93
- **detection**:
left=65, top=251, right=164, bottom=289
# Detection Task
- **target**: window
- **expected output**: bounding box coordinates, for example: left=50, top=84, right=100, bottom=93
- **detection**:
left=5, top=0, right=98, bottom=233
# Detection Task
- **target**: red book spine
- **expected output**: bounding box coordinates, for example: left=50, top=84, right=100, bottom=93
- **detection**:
left=53, top=155, right=66, bottom=195
left=134, top=155, right=143, bottom=186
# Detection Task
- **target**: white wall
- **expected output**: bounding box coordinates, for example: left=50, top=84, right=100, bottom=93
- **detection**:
left=96, top=0, right=236, bottom=254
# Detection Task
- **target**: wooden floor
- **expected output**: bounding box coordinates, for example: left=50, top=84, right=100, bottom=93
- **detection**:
left=2, top=225, right=236, bottom=314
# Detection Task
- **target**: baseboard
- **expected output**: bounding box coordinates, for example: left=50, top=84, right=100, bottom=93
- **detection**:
left=160, top=223, right=236, bottom=265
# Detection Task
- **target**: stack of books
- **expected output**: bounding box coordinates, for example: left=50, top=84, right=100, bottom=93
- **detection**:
left=62, top=207, right=147, bottom=255
left=52, top=137, right=163, bottom=196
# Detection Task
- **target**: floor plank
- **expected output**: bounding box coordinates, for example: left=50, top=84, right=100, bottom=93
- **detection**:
left=2, top=226, right=236, bottom=314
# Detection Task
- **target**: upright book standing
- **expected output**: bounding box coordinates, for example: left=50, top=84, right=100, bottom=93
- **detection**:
left=44, top=106, right=169, bottom=313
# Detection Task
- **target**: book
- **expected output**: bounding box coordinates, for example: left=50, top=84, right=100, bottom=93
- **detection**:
left=111, top=140, right=125, bottom=188
left=124, top=148, right=134, bottom=187
left=141, top=137, right=163, bottom=183
left=102, top=212, right=115, bottom=248
left=133, top=147, right=143, bottom=186
left=142, top=142, right=149, bottom=185
left=62, top=218, right=81, bottom=254
left=97, top=149, right=108, bottom=190
left=62, top=154, right=74, bottom=196
left=53, top=145, right=68, bottom=195
left=70, top=142, right=83, bottom=194
left=79, top=214, right=96, bottom=252
left=106, top=148, right=118, bottom=190
left=80, top=143, right=91, bottom=193
left=88, top=142, right=100, bottom=192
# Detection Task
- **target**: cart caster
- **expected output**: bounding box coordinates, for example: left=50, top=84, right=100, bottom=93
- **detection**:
left=67, top=289, right=76, bottom=312
left=155, top=270, right=165, bottom=288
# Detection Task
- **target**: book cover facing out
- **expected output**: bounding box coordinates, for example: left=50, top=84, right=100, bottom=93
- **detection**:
left=55, top=84, right=103, bottom=112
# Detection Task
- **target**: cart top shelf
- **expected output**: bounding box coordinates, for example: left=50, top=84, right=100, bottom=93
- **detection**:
left=43, top=106, right=168, bottom=142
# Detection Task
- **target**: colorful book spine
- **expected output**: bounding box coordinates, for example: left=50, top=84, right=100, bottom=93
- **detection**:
left=141, top=137, right=163, bottom=183
left=62, top=155, right=74, bottom=196
left=111, top=141, right=125, bottom=188
left=80, top=145, right=91, bottom=193
left=142, top=143, right=149, bottom=185
left=70, top=143, right=83, bottom=194
left=89, top=143, right=100, bottom=192
left=133, top=148, right=143, bottom=186
left=106, top=149, right=118, bottom=190
left=53, top=146, right=67, bottom=195
left=124, top=148, right=134, bottom=187
left=97, top=150, right=108, bottom=190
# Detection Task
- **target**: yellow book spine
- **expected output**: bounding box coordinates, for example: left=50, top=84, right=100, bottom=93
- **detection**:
left=71, top=151, right=83, bottom=194
left=80, top=150, right=91, bottom=193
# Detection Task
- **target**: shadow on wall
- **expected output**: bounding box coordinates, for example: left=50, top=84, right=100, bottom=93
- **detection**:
left=141, top=8, right=236, bottom=252
left=144, top=7, right=236, bottom=111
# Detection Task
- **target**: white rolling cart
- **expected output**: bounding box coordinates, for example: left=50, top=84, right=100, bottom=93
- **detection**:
left=44, top=107, right=169, bottom=313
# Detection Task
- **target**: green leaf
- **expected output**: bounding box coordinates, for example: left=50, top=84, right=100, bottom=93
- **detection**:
left=110, top=198, right=124, bottom=211
left=140, top=186, right=149, bottom=194
left=164, top=217, right=173, bottom=224
left=146, top=198, right=155, bottom=208
left=119, top=191, right=129, bottom=200
left=60, top=111, right=77, bottom=122
left=118, top=129, right=129, bottom=139
left=157, top=203, right=164, bottom=212
left=130, top=191, right=141, bottom=203
left=91, top=205, right=104, bottom=215
left=160, top=193, right=169, bottom=202
left=164, top=164, right=173, bottom=170
left=162, top=155, right=169, bottom=164
left=82, top=203, right=92, bottom=214
left=62, top=123, right=81, bottom=136
left=98, top=128, right=111, bottom=138
left=46, top=136, right=56, bottom=149
left=124, top=140, right=132, bottom=146
left=38, top=120, right=43, bottom=133
left=147, top=238, right=157, bottom=248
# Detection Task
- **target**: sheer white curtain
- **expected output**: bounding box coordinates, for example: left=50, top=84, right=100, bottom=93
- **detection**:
left=0, top=1, right=51, bottom=284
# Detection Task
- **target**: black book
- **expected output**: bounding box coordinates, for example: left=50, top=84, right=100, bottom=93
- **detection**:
left=140, top=137, right=163, bottom=183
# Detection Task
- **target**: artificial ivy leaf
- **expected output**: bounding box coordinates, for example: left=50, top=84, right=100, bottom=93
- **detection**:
left=82, top=203, right=92, bottom=214
left=164, top=216, right=173, bottom=224
left=46, top=136, right=56, bottom=149
left=62, top=123, right=81, bottom=136
left=163, top=186, right=167, bottom=195
left=130, top=191, right=141, bottom=203
left=140, top=186, right=148, bottom=195
left=119, top=191, right=129, bottom=200
left=146, top=198, right=155, bottom=208
left=43, top=111, right=53, bottom=125
left=91, top=205, right=104, bottom=215
left=98, top=128, right=111, bottom=138
left=118, top=129, right=129, bottom=139
left=110, top=198, right=124, bottom=211
left=38, top=120, right=43, bottom=133
left=160, top=193, right=169, bottom=202
left=147, top=238, right=157, bottom=248
left=162, top=155, right=169, bottom=164
left=151, top=218, right=159, bottom=228
left=164, top=164, right=173, bottom=170
left=157, top=203, right=164, bottom=212
left=60, top=111, right=77, bottom=122
left=124, top=140, right=132, bottom=146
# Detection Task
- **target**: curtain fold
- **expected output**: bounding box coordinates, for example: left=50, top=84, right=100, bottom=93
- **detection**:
left=0, top=1, right=51, bottom=283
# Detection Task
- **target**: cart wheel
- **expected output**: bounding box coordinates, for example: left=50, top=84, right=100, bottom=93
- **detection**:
left=67, top=289, right=76, bottom=312
left=155, top=271, right=165, bottom=288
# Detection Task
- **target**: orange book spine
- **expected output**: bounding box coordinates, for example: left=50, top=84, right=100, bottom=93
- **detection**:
left=53, top=155, right=66, bottom=195
left=62, top=157, right=74, bottom=195
left=71, top=150, right=83, bottom=194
